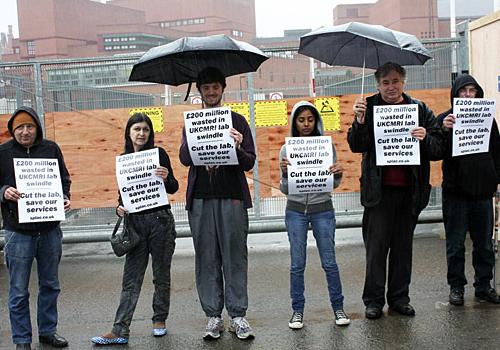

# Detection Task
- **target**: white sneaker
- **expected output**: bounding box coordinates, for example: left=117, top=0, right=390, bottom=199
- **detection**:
left=229, top=317, right=255, bottom=339
left=203, top=316, right=224, bottom=339
left=288, top=312, right=304, bottom=329
left=334, top=309, right=351, bottom=326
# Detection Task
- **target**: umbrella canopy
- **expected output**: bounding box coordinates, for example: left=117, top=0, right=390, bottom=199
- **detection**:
left=129, top=34, right=269, bottom=86
left=298, top=22, right=431, bottom=70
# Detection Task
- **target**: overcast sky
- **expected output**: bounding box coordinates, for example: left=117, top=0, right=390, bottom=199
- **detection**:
left=0, top=0, right=378, bottom=38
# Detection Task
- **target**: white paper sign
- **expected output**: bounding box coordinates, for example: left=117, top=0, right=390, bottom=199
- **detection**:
left=452, top=98, right=496, bottom=157
left=116, top=148, right=168, bottom=213
left=184, top=106, right=238, bottom=166
left=14, top=158, right=65, bottom=223
left=373, top=104, right=420, bottom=166
left=285, top=136, right=334, bottom=194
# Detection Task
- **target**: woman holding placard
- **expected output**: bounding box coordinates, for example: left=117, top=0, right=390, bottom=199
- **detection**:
left=279, top=101, right=349, bottom=330
left=91, top=113, right=178, bottom=345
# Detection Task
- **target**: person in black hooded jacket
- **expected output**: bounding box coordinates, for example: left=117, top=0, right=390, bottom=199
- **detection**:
left=0, top=106, right=71, bottom=349
left=437, top=74, right=500, bottom=305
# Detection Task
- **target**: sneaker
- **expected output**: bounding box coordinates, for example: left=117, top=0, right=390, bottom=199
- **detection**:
left=334, top=309, right=351, bottom=326
left=288, top=312, right=304, bottom=329
left=449, top=287, right=464, bottom=306
left=91, top=332, right=128, bottom=345
left=229, top=317, right=255, bottom=340
left=152, top=322, right=167, bottom=337
left=203, top=316, right=224, bottom=340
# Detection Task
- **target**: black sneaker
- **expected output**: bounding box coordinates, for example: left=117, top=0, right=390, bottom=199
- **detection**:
left=334, top=309, right=351, bottom=326
left=449, top=287, right=464, bottom=306
left=475, top=287, right=500, bottom=304
left=288, top=312, right=303, bottom=329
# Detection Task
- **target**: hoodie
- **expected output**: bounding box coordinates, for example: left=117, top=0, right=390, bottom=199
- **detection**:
left=437, top=74, right=500, bottom=199
left=279, top=101, right=342, bottom=214
left=0, top=106, right=71, bottom=234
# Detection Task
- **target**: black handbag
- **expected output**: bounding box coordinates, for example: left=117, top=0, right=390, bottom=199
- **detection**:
left=110, top=214, right=140, bottom=257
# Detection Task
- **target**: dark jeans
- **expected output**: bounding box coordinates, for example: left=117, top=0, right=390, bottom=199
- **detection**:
left=188, top=198, right=249, bottom=318
left=112, top=209, right=176, bottom=338
left=362, top=187, right=417, bottom=308
left=285, top=209, right=344, bottom=312
left=442, top=193, right=495, bottom=292
left=4, top=226, right=62, bottom=345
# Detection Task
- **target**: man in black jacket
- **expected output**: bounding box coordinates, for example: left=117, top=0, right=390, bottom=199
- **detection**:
left=348, top=62, right=444, bottom=319
left=437, top=74, right=500, bottom=305
left=0, top=107, right=71, bottom=349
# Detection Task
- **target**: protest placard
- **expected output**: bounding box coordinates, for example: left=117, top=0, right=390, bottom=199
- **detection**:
left=184, top=106, right=238, bottom=166
left=452, top=98, right=496, bottom=156
left=285, top=136, right=334, bottom=194
left=14, top=158, right=65, bottom=223
left=116, top=148, right=168, bottom=213
left=373, top=104, right=420, bottom=166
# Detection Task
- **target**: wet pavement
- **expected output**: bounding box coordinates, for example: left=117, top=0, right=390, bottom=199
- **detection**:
left=0, top=224, right=499, bottom=349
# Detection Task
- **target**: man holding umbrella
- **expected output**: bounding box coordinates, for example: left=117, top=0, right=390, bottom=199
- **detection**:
left=348, top=62, right=444, bottom=319
left=179, top=67, right=256, bottom=340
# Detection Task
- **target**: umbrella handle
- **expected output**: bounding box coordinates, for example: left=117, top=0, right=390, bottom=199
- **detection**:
left=184, top=82, right=192, bottom=101
left=361, top=55, right=365, bottom=98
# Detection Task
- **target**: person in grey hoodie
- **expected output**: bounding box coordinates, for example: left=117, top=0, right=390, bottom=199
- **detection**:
left=279, top=101, right=350, bottom=330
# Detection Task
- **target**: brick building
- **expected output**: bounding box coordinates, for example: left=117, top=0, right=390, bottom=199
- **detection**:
left=2, top=0, right=256, bottom=61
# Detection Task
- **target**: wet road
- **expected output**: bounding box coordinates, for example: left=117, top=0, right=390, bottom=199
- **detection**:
left=1, top=225, right=499, bottom=349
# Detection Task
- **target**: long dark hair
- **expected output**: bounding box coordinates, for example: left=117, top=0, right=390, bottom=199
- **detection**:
left=124, top=112, right=155, bottom=154
left=293, top=105, right=321, bottom=137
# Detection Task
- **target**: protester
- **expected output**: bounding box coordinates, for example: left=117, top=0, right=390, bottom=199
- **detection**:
left=1, top=107, right=71, bottom=350
left=179, top=67, right=256, bottom=340
left=347, top=62, right=444, bottom=319
left=279, top=101, right=350, bottom=329
left=437, top=74, right=500, bottom=305
left=91, top=113, right=178, bottom=345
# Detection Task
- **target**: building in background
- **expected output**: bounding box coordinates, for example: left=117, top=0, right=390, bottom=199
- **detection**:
left=333, top=0, right=494, bottom=39
left=1, top=0, right=256, bottom=61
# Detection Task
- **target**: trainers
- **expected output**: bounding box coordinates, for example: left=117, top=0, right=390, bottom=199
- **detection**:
left=334, top=309, right=351, bottom=326
left=203, top=316, right=224, bottom=340
left=229, top=317, right=255, bottom=340
left=152, top=322, right=167, bottom=337
left=91, top=332, right=128, bottom=345
left=449, top=287, right=464, bottom=306
left=288, top=312, right=304, bottom=329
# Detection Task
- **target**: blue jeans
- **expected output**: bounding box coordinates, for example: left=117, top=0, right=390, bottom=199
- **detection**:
left=285, top=209, right=344, bottom=312
left=4, top=226, right=62, bottom=345
left=442, top=193, right=495, bottom=291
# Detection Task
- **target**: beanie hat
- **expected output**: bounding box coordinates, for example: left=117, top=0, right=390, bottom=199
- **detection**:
left=11, top=111, right=37, bottom=131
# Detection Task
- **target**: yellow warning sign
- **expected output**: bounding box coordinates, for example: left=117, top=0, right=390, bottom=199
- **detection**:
left=314, top=97, right=341, bottom=131
left=225, top=102, right=250, bottom=123
left=255, top=100, right=288, bottom=127
left=129, top=107, right=164, bottom=132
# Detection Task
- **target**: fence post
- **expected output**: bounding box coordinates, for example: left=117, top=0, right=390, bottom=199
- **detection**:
left=247, top=72, right=261, bottom=219
left=33, top=62, right=45, bottom=135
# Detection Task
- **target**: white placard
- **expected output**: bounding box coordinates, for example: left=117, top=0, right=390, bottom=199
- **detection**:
left=183, top=106, right=238, bottom=166
left=373, top=104, right=420, bottom=166
left=285, top=136, right=334, bottom=194
left=116, top=148, right=168, bottom=213
left=14, top=158, right=65, bottom=223
left=452, top=98, right=496, bottom=157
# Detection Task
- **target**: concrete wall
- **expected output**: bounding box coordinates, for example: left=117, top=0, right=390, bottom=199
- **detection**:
left=469, top=10, right=500, bottom=121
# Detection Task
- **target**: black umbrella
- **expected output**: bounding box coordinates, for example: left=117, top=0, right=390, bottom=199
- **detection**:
left=129, top=34, right=269, bottom=99
left=299, top=22, right=432, bottom=94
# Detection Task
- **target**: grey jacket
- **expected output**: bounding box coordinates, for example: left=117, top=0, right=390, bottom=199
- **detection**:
left=279, top=100, right=341, bottom=214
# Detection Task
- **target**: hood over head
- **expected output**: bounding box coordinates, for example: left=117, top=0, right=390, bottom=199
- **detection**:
left=450, top=74, right=484, bottom=105
left=8, top=106, right=44, bottom=143
left=289, top=100, right=324, bottom=137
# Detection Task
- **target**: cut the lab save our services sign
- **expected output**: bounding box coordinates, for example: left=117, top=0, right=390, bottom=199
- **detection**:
left=14, top=158, right=65, bottom=223
left=116, top=148, right=168, bottom=213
